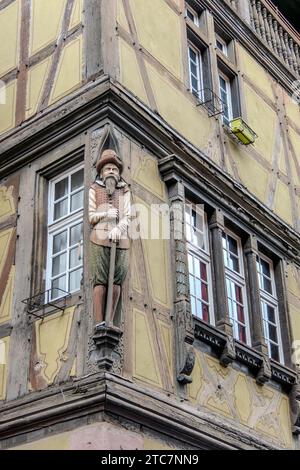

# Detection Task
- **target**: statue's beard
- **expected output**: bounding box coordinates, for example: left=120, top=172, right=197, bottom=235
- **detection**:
left=104, top=175, right=119, bottom=196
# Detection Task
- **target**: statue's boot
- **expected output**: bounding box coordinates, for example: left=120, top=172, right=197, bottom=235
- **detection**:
left=93, top=285, right=107, bottom=325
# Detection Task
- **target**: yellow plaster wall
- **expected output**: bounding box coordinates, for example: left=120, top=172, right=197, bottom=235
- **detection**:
left=132, top=308, right=163, bottom=387
left=0, top=185, right=16, bottom=222
left=0, top=336, right=10, bottom=401
left=146, top=62, right=213, bottom=153
left=26, top=57, right=51, bottom=118
left=34, top=307, right=75, bottom=385
left=69, top=0, right=82, bottom=31
left=0, top=0, right=20, bottom=77
left=119, top=38, right=149, bottom=105
left=0, top=80, right=16, bottom=135
left=130, top=0, right=183, bottom=80
left=238, top=45, right=275, bottom=102
left=243, top=84, right=277, bottom=164
left=0, top=266, right=15, bottom=325
left=30, top=0, right=67, bottom=55
left=49, top=35, right=83, bottom=105
left=188, top=350, right=293, bottom=449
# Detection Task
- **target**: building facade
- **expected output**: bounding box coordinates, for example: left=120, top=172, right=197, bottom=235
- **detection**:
left=0, top=0, right=300, bottom=450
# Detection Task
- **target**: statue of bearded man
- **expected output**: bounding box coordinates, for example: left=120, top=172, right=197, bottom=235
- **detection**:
left=89, top=149, right=130, bottom=327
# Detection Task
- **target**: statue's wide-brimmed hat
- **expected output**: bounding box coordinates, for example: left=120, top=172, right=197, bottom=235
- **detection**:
left=96, top=149, right=123, bottom=175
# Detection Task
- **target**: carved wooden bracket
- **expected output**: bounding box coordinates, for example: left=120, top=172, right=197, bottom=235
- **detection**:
left=92, top=325, right=123, bottom=371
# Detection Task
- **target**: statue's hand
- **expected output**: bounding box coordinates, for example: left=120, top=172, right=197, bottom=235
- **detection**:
left=107, top=208, right=119, bottom=220
left=109, top=226, right=122, bottom=242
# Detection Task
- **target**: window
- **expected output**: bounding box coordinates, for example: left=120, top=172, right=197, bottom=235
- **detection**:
left=188, top=43, right=203, bottom=100
left=185, top=203, right=214, bottom=324
left=216, top=34, right=228, bottom=56
left=219, top=72, right=233, bottom=126
left=222, top=231, right=250, bottom=345
left=47, top=166, right=84, bottom=300
left=185, top=4, right=199, bottom=26
left=256, top=254, right=284, bottom=363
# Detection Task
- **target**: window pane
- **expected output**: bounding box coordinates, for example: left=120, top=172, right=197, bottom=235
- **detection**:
left=263, top=277, right=272, bottom=295
left=70, top=222, right=83, bottom=246
left=52, top=253, right=67, bottom=277
left=188, top=253, right=193, bottom=273
left=261, top=258, right=271, bottom=277
left=191, top=296, right=196, bottom=316
left=189, top=275, right=195, bottom=296
left=69, top=268, right=82, bottom=292
left=266, top=304, right=276, bottom=323
left=195, top=278, right=201, bottom=296
left=216, top=39, right=224, bottom=52
left=194, top=231, right=204, bottom=250
left=69, top=246, right=82, bottom=269
left=238, top=325, right=247, bottom=344
left=235, top=284, right=243, bottom=304
left=55, top=178, right=68, bottom=200
left=54, top=198, right=68, bottom=220
left=51, top=275, right=66, bottom=299
left=201, top=282, right=208, bottom=302
left=270, top=343, right=280, bottom=362
left=71, top=169, right=84, bottom=191
left=187, top=9, right=195, bottom=21
left=229, top=253, right=239, bottom=273
left=194, top=258, right=200, bottom=278
left=268, top=324, right=278, bottom=343
left=71, top=190, right=84, bottom=212
left=53, top=230, right=67, bottom=254
left=189, top=48, right=197, bottom=61
left=202, top=304, right=209, bottom=323
left=237, top=304, right=245, bottom=323
left=200, top=262, right=207, bottom=282
left=228, top=236, right=238, bottom=255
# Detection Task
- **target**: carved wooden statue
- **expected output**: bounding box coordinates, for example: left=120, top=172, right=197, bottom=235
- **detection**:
left=89, top=149, right=130, bottom=328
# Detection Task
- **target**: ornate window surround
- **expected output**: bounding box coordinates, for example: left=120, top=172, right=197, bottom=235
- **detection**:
left=158, top=153, right=297, bottom=395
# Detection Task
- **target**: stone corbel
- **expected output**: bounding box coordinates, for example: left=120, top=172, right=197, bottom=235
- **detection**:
left=256, top=354, right=272, bottom=385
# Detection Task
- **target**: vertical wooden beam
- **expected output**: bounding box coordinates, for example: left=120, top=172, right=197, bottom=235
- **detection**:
left=84, top=0, right=103, bottom=81
left=6, top=165, right=36, bottom=400
left=15, top=0, right=31, bottom=125
left=37, top=0, right=75, bottom=112
left=100, top=0, right=119, bottom=80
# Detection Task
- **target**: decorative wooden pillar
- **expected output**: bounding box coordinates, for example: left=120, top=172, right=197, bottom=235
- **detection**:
left=244, top=234, right=271, bottom=384
left=209, top=209, right=235, bottom=366
left=159, top=156, right=195, bottom=386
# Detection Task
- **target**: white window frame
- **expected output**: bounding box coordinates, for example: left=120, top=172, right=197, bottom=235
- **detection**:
left=185, top=4, right=199, bottom=26
left=188, top=43, right=203, bottom=101
left=257, top=253, right=284, bottom=364
left=222, top=229, right=251, bottom=346
left=185, top=203, right=215, bottom=325
left=216, top=34, right=228, bottom=57
left=218, top=71, right=233, bottom=126
left=46, top=164, right=84, bottom=301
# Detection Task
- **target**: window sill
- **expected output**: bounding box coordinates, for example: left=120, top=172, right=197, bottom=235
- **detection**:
left=194, top=318, right=297, bottom=390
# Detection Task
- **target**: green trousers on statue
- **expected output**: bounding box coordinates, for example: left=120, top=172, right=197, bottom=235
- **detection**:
left=90, top=242, right=129, bottom=286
